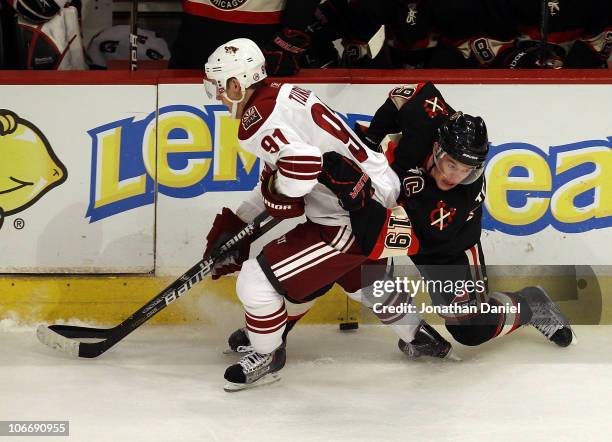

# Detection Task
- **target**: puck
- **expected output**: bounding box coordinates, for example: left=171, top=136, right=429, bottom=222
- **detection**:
left=339, top=321, right=359, bottom=331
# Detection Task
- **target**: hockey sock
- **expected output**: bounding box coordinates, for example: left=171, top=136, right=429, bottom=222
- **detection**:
left=244, top=303, right=288, bottom=354
left=347, top=288, right=423, bottom=342
left=487, top=291, right=533, bottom=339
left=282, top=298, right=314, bottom=340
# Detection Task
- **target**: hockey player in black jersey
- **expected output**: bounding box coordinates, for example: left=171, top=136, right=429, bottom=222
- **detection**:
left=318, top=82, right=575, bottom=349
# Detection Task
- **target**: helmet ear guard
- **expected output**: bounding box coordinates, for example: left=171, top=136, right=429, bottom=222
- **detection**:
left=204, top=38, right=267, bottom=117
left=435, top=111, right=489, bottom=185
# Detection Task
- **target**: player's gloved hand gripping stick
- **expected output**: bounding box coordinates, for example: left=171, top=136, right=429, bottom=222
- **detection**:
left=36, top=212, right=280, bottom=358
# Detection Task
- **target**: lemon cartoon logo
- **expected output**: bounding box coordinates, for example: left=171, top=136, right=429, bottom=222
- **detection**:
left=0, top=109, right=67, bottom=230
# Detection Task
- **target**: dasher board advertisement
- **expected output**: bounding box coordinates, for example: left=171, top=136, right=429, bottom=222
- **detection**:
left=0, top=85, right=156, bottom=273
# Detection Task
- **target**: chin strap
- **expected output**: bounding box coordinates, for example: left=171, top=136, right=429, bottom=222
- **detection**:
left=225, top=85, right=247, bottom=119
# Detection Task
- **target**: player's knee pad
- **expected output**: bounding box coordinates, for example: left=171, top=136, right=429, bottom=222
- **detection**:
left=445, top=315, right=498, bottom=346
left=236, top=259, right=284, bottom=313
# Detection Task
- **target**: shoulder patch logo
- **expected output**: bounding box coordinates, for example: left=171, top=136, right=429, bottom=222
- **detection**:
left=548, top=0, right=559, bottom=16
left=406, top=3, right=418, bottom=25
left=402, top=168, right=425, bottom=197
left=241, top=106, right=262, bottom=131
left=390, top=85, right=417, bottom=100
left=423, top=96, right=449, bottom=118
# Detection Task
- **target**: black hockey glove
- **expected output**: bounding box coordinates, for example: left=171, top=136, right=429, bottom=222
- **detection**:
left=260, top=167, right=305, bottom=219
left=203, top=208, right=250, bottom=280
left=318, top=151, right=374, bottom=212
left=300, top=3, right=341, bottom=69
left=500, top=40, right=565, bottom=69
left=263, top=28, right=311, bottom=76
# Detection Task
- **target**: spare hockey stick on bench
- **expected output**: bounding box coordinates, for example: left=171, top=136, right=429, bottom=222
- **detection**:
left=36, top=212, right=280, bottom=358
left=129, top=0, right=138, bottom=71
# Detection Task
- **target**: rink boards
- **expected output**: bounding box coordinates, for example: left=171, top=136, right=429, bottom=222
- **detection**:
left=0, top=70, right=610, bottom=324
left=1, top=273, right=611, bottom=325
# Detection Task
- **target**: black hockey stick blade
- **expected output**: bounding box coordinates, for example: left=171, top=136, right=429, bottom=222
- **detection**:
left=37, top=212, right=280, bottom=358
left=36, top=325, right=115, bottom=358
left=47, top=324, right=110, bottom=339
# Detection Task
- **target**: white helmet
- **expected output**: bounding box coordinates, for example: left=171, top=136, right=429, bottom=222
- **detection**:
left=204, top=38, right=267, bottom=118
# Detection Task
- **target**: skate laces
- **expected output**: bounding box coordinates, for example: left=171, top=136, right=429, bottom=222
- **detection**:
left=239, top=351, right=271, bottom=373
left=236, top=345, right=254, bottom=353
left=531, top=303, right=565, bottom=338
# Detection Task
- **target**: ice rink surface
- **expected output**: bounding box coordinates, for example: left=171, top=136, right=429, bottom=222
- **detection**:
left=1, top=318, right=611, bottom=442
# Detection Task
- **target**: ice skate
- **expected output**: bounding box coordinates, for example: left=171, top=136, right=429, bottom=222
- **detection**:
left=398, top=321, right=461, bottom=361
left=517, top=286, right=576, bottom=347
left=224, top=345, right=286, bottom=392
left=223, top=327, right=253, bottom=354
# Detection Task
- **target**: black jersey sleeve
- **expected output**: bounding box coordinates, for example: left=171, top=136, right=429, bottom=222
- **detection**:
left=390, top=82, right=455, bottom=176
left=365, top=98, right=401, bottom=147
left=349, top=200, right=421, bottom=259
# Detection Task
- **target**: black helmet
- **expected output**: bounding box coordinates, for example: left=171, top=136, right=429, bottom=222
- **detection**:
left=435, top=112, right=489, bottom=184
left=438, top=112, right=489, bottom=167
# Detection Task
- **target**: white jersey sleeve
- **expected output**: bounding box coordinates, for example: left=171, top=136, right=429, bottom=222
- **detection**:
left=238, top=83, right=399, bottom=227
left=274, top=142, right=321, bottom=198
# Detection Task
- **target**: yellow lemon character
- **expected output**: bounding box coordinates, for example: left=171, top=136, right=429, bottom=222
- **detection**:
left=0, top=110, right=67, bottom=229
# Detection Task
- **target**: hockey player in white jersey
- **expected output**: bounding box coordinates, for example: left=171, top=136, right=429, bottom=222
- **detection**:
left=203, top=38, right=452, bottom=391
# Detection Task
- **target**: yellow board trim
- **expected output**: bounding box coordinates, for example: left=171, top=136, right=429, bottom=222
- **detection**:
left=0, top=275, right=350, bottom=325
left=1, top=275, right=610, bottom=325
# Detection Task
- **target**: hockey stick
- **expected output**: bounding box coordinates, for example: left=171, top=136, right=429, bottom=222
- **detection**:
left=36, top=212, right=280, bottom=358
left=539, top=0, right=549, bottom=63
left=129, top=0, right=138, bottom=71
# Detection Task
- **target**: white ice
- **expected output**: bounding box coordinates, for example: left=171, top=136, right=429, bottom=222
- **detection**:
left=1, top=317, right=611, bottom=442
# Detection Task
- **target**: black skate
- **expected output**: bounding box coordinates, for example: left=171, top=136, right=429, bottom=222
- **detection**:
left=398, top=321, right=460, bottom=361
left=223, top=327, right=253, bottom=354
left=517, top=286, right=576, bottom=347
left=224, top=345, right=286, bottom=392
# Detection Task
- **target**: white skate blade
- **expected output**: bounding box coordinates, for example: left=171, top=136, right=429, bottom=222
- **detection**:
left=222, top=345, right=253, bottom=355
left=405, top=349, right=461, bottom=362
left=571, top=330, right=578, bottom=346
left=224, top=372, right=281, bottom=392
